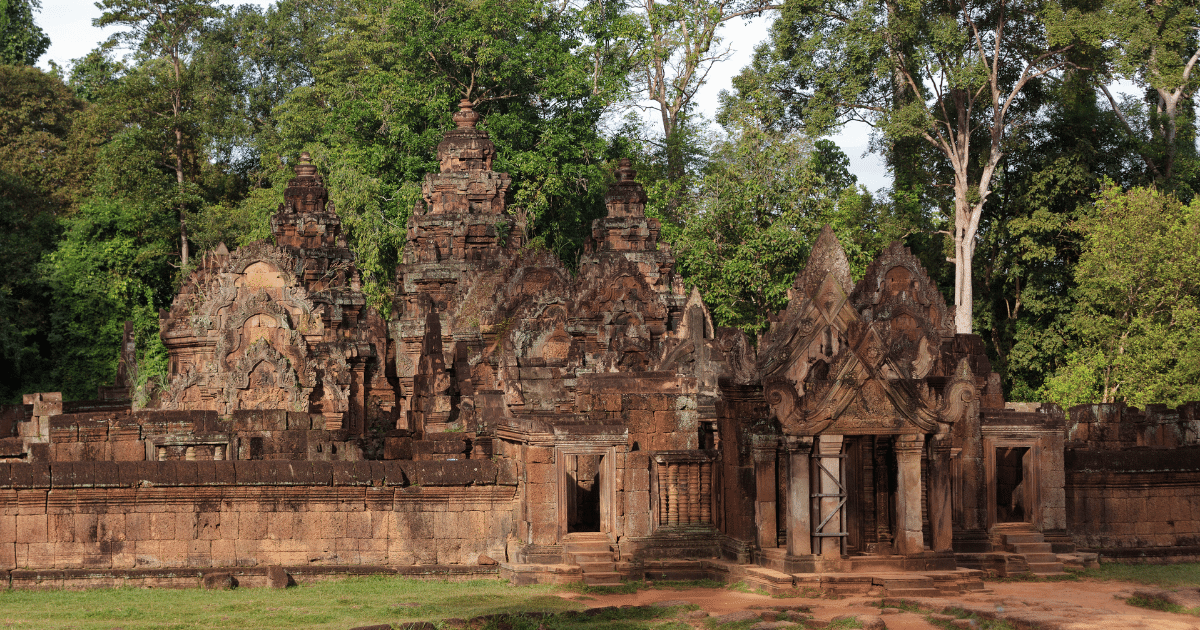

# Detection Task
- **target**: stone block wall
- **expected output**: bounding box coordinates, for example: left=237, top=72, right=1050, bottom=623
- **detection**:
left=1067, top=402, right=1200, bottom=449
left=0, top=460, right=516, bottom=572
left=1065, top=446, right=1200, bottom=561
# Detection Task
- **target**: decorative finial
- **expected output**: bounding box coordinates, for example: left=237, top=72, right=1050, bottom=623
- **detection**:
left=617, top=158, right=636, bottom=182
left=296, top=151, right=318, bottom=178
left=453, top=99, right=480, bottom=129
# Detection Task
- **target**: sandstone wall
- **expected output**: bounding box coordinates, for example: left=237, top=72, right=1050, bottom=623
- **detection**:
left=1065, top=446, right=1200, bottom=561
left=0, top=460, right=516, bottom=572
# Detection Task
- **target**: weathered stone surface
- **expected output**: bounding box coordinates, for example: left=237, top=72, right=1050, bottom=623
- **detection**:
left=3, top=98, right=1199, bottom=583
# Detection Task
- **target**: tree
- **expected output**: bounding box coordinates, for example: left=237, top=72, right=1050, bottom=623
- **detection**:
left=671, top=96, right=898, bottom=333
left=768, top=0, right=1100, bottom=333
left=0, top=0, right=50, bottom=65
left=635, top=0, right=779, bottom=217
left=1096, top=0, right=1200, bottom=196
left=1042, top=184, right=1200, bottom=409
left=271, top=0, right=622, bottom=307
left=95, top=0, right=220, bottom=267
left=43, top=130, right=180, bottom=400
left=0, top=66, right=93, bottom=402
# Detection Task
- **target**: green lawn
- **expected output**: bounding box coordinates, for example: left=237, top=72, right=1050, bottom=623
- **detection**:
left=1082, top=562, right=1200, bottom=588
left=0, top=577, right=584, bottom=630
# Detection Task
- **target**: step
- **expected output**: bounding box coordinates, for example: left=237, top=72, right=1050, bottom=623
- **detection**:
left=886, top=588, right=943, bottom=597
left=1000, top=533, right=1045, bottom=544
left=1026, top=562, right=1066, bottom=575
left=876, top=577, right=936, bottom=590
left=570, top=551, right=615, bottom=564
left=566, top=540, right=614, bottom=549
left=579, top=561, right=616, bottom=573
left=1008, top=542, right=1053, bottom=554
left=1021, top=552, right=1060, bottom=564
left=583, top=571, right=623, bottom=586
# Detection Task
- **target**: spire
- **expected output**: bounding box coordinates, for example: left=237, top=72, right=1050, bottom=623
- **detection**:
left=436, top=99, right=497, bottom=172
left=604, top=158, right=648, bottom=218
left=790, top=225, right=853, bottom=301
left=281, top=151, right=329, bottom=215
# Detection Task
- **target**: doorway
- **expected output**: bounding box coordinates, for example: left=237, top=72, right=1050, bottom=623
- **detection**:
left=566, top=454, right=603, bottom=532
left=995, top=447, right=1030, bottom=523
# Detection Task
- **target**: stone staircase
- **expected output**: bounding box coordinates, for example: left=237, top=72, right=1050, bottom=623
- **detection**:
left=996, top=525, right=1065, bottom=576
left=563, top=533, right=621, bottom=586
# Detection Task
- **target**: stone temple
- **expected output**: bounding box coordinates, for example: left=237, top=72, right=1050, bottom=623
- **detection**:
left=2, top=101, right=1198, bottom=590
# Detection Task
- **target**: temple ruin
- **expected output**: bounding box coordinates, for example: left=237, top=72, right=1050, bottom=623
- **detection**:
left=1, top=101, right=1198, bottom=591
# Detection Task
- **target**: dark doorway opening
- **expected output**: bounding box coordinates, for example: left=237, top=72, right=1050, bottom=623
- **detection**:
left=995, top=447, right=1030, bottom=523
left=568, top=454, right=602, bottom=532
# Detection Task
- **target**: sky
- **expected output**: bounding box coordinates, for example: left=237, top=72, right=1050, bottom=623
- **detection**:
left=33, top=0, right=892, bottom=191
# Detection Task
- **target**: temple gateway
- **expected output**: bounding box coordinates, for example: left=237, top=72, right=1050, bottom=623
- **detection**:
left=2, top=102, right=1197, bottom=591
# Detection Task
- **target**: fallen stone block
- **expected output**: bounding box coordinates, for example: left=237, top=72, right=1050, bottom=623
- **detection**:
left=202, top=572, right=235, bottom=590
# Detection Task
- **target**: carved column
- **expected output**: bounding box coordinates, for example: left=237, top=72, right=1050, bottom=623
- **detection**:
left=687, top=463, right=701, bottom=524
left=873, top=436, right=892, bottom=550
left=753, top=442, right=778, bottom=549
left=787, top=437, right=814, bottom=556
left=894, top=434, right=925, bottom=555
left=816, top=435, right=844, bottom=558
left=700, top=461, right=712, bottom=523
left=657, top=461, right=668, bottom=525
left=928, top=433, right=953, bottom=552
left=667, top=463, right=679, bottom=526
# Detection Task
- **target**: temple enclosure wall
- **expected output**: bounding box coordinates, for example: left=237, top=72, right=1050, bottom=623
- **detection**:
left=1065, top=445, right=1200, bottom=562
left=0, top=461, right=516, bottom=573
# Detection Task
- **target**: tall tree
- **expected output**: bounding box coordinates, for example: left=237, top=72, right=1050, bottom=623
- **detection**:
left=1042, top=184, right=1200, bottom=409
left=94, top=0, right=220, bottom=267
left=0, top=66, right=87, bottom=402
left=635, top=0, right=779, bottom=217
left=768, top=0, right=1100, bottom=333
left=0, top=0, right=50, bottom=65
left=1097, top=0, right=1200, bottom=196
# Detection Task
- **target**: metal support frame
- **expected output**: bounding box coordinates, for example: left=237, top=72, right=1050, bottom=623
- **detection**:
left=811, top=452, right=847, bottom=554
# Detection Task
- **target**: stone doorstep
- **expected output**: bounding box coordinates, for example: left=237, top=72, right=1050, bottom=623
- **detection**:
left=999, top=532, right=1045, bottom=545
left=1007, top=540, right=1052, bottom=550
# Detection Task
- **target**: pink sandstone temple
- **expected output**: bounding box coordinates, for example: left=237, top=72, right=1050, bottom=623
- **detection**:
left=1, top=102, right=1197, bottom=591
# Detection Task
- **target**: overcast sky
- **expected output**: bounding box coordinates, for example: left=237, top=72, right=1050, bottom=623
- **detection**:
left=33, top=0, right=892, bottom=191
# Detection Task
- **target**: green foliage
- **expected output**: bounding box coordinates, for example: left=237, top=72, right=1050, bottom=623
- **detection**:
left=0, top=0, right=49, bottom=65
left=1041, top=184, right=1200, bottom=409
left=269, top=0, right=618, bottom=304
left=671, top=97, right=909, bottom=335
left=41, top=127, right=181, bottom=400
left=0, top=66, right=90, bottom=402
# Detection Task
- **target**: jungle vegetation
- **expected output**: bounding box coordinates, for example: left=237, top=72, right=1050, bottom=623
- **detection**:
left=1, top=0, right=1197, bottom=410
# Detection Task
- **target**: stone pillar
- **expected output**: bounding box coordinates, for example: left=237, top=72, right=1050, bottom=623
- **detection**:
left=927, top=434, right=953, bottom=552
left=700, top=461, right=712, bottom=523
left=816, top=435, right=844, bottom=558
left=787, top=437, right=814, bottom=556
left=894, top=434, right=925, bottom=555
left=753, top=444, right=778, bottom=549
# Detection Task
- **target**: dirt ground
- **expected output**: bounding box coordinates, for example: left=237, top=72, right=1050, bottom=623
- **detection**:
left=555, top=579, right=1200, bottom=630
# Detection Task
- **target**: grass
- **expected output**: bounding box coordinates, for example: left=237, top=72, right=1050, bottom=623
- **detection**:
left=925, top=607, right=1016, bottom=630
left=1124, top=595, right=1200, bottom=617
left=0, top=577, right=577, bottom=630
left=982, top=562, right=1200, bottom=588
left=0, top=577, right=724, bottom=630
left=563, top=579, right=726, bottom=596
left=1081, top=562, right=1200, bottom=588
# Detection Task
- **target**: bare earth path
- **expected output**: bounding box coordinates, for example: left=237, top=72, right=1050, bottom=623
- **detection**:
left=555, top=580, right=1200, bottom=629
